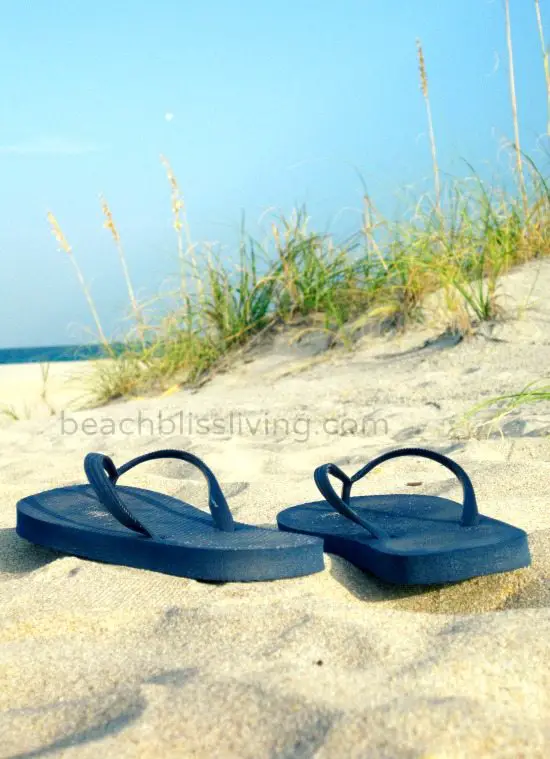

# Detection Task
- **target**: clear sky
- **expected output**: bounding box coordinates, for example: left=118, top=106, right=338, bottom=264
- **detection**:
left=0, top=0, right=547, bottom=347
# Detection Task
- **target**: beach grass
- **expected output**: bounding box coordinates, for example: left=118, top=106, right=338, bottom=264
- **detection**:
left=463, top=380, right=550, bottom=437
left=74, top=170, right=549, bottom=405
left=49, top=1, right=550, bottom=405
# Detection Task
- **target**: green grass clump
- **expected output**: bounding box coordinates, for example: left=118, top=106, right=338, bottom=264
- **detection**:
left=270, top=211, right=367, bottom=327
left=56, top=166, right=550, bottom=406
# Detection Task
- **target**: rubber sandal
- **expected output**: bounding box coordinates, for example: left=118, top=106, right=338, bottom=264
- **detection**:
left=276, top=447, right=531, bottom=585
left=17, top=449, right=324, bottom=582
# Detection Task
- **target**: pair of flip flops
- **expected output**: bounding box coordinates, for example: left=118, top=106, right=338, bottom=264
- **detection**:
left=16, top=447, right=531, bottom=584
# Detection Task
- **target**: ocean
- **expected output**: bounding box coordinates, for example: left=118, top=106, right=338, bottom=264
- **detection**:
left=0, top=344, right=116, bottom=365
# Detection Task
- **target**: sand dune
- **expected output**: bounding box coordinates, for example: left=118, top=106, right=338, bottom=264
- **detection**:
left=0, top=259, right=549, bottom=758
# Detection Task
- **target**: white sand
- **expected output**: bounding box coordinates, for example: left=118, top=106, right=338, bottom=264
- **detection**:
left=0, top=360, right=94, bottom=423
left=0, top=260, right=549, bottom=758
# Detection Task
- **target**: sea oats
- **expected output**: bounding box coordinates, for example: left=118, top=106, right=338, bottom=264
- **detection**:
left=100, top=194, right=145, bottom=340
left=47, top=212, right=111, bottom=351
left=416, top=39, right=441, bottom=215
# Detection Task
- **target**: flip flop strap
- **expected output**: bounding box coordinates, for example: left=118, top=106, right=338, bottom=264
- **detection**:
left=84, top=449, right=235, bottom=537
left=314, top=447, right=480, bottom=539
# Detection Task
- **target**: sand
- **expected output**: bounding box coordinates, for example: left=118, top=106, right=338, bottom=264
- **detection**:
left=0, top=259, right=549, bottom=758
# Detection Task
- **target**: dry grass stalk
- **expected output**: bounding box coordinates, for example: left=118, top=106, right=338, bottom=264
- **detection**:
left=160, top=154, right=203, bottom=305
left=362, top=193, right=375, bottom=259
left=504, top=0, right=528, bottom=216
left=46, top=212, right=110, bottom=350
left=362, top=193, right=388, bottom=271
left=272, top=221, right=299, bottom=307
left=535, top=0, right=550, bottom=134
left=39, top=363, right=55, bottom=416
left=416, top=39, right=441, bottom=215
left=100, top=195, right=145, bottom=339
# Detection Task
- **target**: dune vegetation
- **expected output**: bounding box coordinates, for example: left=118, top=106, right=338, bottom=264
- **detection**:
left=48, top=0, right=550, bottom=407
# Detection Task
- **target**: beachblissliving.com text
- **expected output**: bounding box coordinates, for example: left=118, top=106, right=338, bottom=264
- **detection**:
left=60, top=410, right=389, bottom=443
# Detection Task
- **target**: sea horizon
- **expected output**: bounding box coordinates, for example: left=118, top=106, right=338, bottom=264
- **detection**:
left=0, top=343, right=118, bottom=365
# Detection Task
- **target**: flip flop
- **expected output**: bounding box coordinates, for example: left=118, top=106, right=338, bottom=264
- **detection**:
left=17, top=449, right=324, bottom=582
left=277, top=447, right=531, bottom=585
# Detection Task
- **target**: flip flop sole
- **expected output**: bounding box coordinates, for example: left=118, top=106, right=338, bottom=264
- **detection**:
left=17, top=485, right=324, bottom=582
left=277, top=494, right=531, bottom=584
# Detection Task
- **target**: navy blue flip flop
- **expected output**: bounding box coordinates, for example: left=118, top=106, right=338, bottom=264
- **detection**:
left=16, top=449, right=324, bottom=582
left=277, top=447, right=531, bottom=585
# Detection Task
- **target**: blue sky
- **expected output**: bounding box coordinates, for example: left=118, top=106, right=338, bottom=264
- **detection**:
left=0, top=0, right=547, bottom=347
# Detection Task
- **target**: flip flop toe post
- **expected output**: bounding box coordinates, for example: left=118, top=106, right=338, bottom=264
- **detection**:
left=17, top=449, right=324, bottom=582
left=277, top=447, right=531, bottom=585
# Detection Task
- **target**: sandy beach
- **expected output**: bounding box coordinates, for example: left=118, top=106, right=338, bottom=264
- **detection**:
left=1, top=258, right=549, bottom=758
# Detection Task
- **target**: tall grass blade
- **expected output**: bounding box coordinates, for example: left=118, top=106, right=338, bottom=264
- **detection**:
left=504, top=0, right=528, bottom=216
